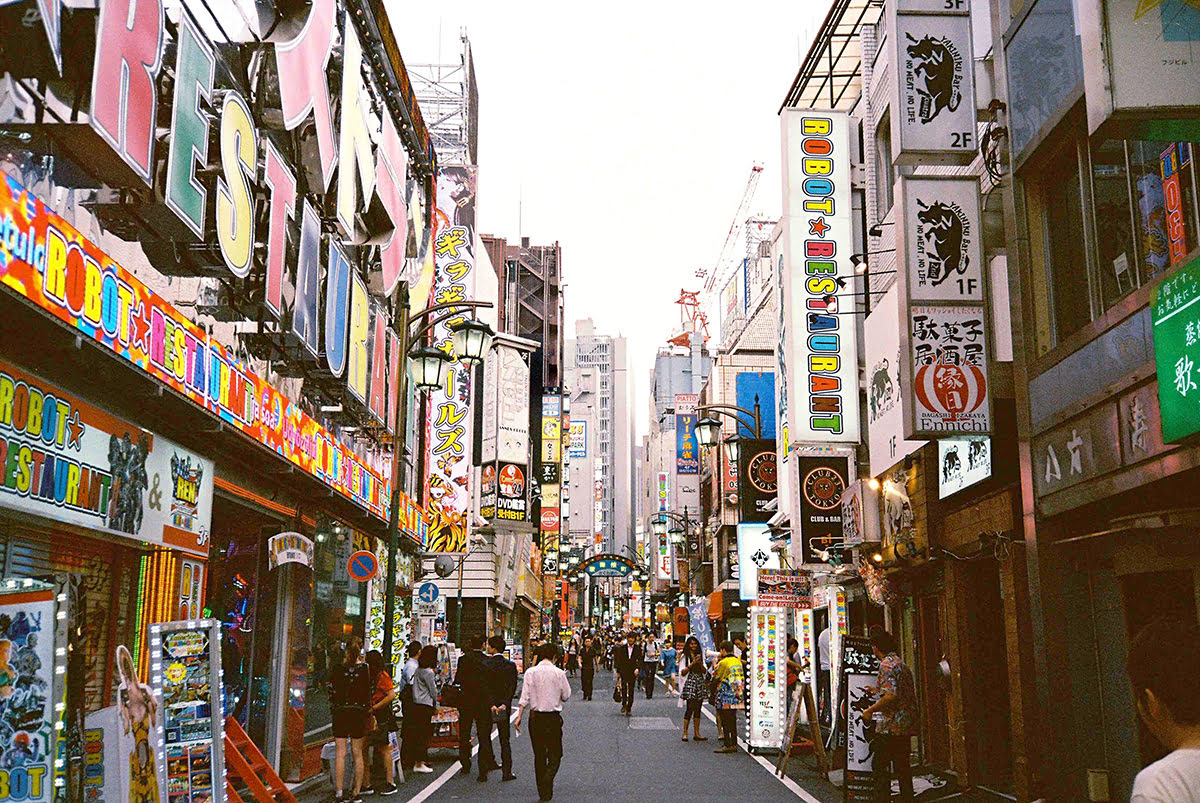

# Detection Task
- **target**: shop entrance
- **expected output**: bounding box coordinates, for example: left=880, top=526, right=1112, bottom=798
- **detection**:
left=961, top=558, right=1013, bottom=790
left=914, top=595, right=950, bottom=768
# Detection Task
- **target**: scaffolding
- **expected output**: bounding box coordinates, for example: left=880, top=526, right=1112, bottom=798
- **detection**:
left=409, top=30, right=478, bottom=166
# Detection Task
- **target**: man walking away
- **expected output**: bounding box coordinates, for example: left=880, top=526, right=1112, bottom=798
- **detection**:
left=515, top=643, right=571, bottom=802
left=453, top=634, right=497, bottom=780
left=861, top=627, right=916, bottom=802
left=642, top=635, right=662, bottom=698
left=613, top=632, right=642, bottom=717
left=483, top=636, right=519, bottom=782
left=580, top=636, right=598, bottom=701
left=398, top=640, right=422, bottom=775
left=1127, top=618, right=1200, bottom=803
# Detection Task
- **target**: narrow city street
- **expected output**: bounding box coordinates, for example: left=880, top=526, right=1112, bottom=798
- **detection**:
left=297, top=670, right=839, bottom=803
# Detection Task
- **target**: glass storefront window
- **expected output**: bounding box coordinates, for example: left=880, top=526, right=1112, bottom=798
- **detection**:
left=1042, top=146, right=1091, bottom=344
left=1092, top=141, right=1138, bottom=309
left=1004, top=0, right=1084, bottom=157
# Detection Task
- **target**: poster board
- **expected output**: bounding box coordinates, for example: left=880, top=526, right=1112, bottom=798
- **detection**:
left=0, top=579, right=65, bottom=803
left=748, top=607, right=787, bottom=750
left=839, top=636, right=881, bottom=803
left=149, top=619, right=225, bottom=803
left=757, top=570, right=812, bottom=608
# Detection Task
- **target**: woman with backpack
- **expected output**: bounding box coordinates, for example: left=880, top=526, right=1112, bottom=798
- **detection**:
left=329, top=637, right=371, bottom=802
left=679, top=636, right=709, bottom=742
left=365, top=650, right=398, bottom=795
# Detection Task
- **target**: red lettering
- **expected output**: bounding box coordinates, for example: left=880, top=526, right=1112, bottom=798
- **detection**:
left=805, top=241, right=835, bottom=258
left=802, top=137, right=832, bottom=156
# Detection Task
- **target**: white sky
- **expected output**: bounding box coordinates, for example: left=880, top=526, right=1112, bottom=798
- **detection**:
left=391, top=2, right=832, bottom=432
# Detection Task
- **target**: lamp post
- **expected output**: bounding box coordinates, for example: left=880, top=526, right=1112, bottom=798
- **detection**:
left=652, top=509, right=697, bottom=608
left=693, top=397, right=763, bottom=465
left=381, top=284, right=494, bottom=668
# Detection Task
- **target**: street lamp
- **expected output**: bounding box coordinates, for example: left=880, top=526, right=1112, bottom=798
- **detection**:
left=449, top=318, right=494, bottom=366
left=407, top=345, right=453, bottom=392
left=694, top=416, right=723, bottom=447
left=722, top=433, right=742, bottom=465
left=651, top=516, right=667, bottom=539
left=380, top=284, right=494, bottom=668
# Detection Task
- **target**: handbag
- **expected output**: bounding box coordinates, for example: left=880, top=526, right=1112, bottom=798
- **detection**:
left=612, top=683, right=621, bottom=703
left=439, top=682, right=463, bottom=709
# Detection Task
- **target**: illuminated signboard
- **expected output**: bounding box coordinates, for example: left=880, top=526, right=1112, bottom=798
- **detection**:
left=780, top=110, right=860, bottom=444
left=0, top=172, right=390, bottom=517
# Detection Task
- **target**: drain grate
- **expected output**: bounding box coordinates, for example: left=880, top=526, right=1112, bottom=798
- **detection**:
left=628, top=716, right=678, bottom=730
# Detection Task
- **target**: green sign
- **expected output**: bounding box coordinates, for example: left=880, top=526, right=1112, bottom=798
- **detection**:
left=1152, top=254, right=1200, bottom=442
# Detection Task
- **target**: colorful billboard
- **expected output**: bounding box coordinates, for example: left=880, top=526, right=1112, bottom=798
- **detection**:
left=780, top=111, right=860, bottom=444
left=675, top=413, right=699, bottom=475
left=425, top=166, right=478, bottom=551
left=0, top=584, right=60, bottom=802
left=0, top=359, right=214, bottom=554
left=0, top=172, right=390, bottom=518
left=749, top=606, right=786, bottom=749
left=567, top=420, right=587, bottom=459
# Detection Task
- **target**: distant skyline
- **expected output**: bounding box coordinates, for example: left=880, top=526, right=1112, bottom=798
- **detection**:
left=390, top=2, right=832, bottom=433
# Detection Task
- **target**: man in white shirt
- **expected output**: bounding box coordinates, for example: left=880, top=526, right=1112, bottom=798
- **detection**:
left=641, top=636, right=662, bottom=699
left=1127, top=618, right=1200, bottom=803
left=817, top=626, right=831, bottom=725
left=515, top=643, right=572, bottom=802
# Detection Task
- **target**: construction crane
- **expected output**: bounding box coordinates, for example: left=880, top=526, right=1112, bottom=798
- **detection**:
left=700, top=165, right=765, bottom=293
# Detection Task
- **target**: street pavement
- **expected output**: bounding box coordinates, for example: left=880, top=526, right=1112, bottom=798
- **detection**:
left=295, top=667, right=840, bottom=802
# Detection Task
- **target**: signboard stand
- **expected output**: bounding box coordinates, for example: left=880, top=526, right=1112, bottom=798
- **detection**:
left=776, top=683, right=828, bottom=777
left=838, top=636, right=881, bottom=803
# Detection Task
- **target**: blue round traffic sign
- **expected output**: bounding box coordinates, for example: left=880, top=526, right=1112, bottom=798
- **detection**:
left=417, top=582, right=439, bottom=603
left=347, top=550, right=379, bottom=582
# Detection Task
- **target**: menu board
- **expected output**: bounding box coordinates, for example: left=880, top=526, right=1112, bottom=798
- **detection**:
left=748, top=607, right=787, bottom=749
left=150, top=620, right=224, bottom=803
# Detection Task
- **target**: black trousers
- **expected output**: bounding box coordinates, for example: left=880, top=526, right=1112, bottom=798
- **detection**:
left=618, top=672, right=636, bottom=711
left=642, top=662, right=658, bottom=697
left=872, top=734, right=914, bottom=802
left=492, top=704, right=512, bottom=774
left=529, top=711, right=563, bottom=801
left=404, top=704, right=433, bottom=766
left=458, top=702, right=495, bottom=770
left=817, top=669, right=831, bottom=724
left=718, top=709, right=738, bottom=748
left=581, top=668, right=594, bottom=700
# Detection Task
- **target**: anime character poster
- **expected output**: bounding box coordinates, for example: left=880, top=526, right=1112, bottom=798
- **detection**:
left=0, top=588, right=56, bottom=803
left=115, top=645, right=164, bottom=803
left=424, top=166, right=479, bottom=553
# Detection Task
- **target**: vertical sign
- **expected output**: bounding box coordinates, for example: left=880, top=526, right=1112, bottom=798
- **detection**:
left=737, top=523, right=779, bottom=601
left=889, top=0, right=978, bottom=165
left=737, top=439, right=778, bottom=522
left=0, top=584, right=60, bottom=802
left=749, top=607, right=787, bottom=749
left=796, top=455, right=849, bottom=563
left=675, top=393, right=699, bottom=475
left=149, top=619, right=224, bottom=803
left=426, top=166, right=478, bottom=552
left=897, top=176, right=992, bottom=437
left=780, top=110, right=860, bottom=443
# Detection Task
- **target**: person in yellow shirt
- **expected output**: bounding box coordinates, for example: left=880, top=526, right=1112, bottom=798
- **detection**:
left=710, top=641, right=744, bottom=754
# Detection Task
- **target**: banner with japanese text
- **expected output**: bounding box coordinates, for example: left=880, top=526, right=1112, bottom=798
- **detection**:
left=425, top=166, right=478, bottom=551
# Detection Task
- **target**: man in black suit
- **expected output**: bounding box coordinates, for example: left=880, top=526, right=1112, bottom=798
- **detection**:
left=483, top=635, right=519, bottom=781
left=453, top=634, right=496, bottom=779
left=613, top=632, right=643, bottom=717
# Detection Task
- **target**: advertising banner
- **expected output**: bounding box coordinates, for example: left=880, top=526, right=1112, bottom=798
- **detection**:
left=495, top=462, right=528, bottom=522
left=903, top=305, right=991, bottom=436
left=267, top=532, right=314, bottom=569
left=897, top=176, right=985, bottom=304
left=797, top=455, right=848, bottom=562
left=0, top=585, right=59, bottom=802
left=749, top=607, right=787, bottom=749
left=687, top=600, right=717, bottom=655
left=737, top=439, right=778, bottom=522
left=497, top=346, right=531, bottom=464
left=0, top=172, right=391, bottom=518
left=83, top=706, right=122, bottom=803
left=756, top=569, right=812, bottom=608
left=1152, top=254, right=1200, bottom=442
left=657, top=535, right=672, bottom=581
left=675, top=413, right=699, bottom=475
left=425, top=166, right=478, bottom=552
left=865, top=286, right=924, bottom=476
left=888, top=1, right=978, bottom=165
left=541, top=407, right=561, bottom=466
left=0, top=359, right=214, bottom=555
left=938, top=436, right=991, bottom=498
left=780, top=110, right=860, bottom=444
left=567, top=421, right=587, bottom=459
left=737, top=523, right=779, bottom=601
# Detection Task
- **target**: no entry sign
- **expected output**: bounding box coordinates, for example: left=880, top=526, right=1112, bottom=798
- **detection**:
left=347, top=550, right=379, bottom=582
